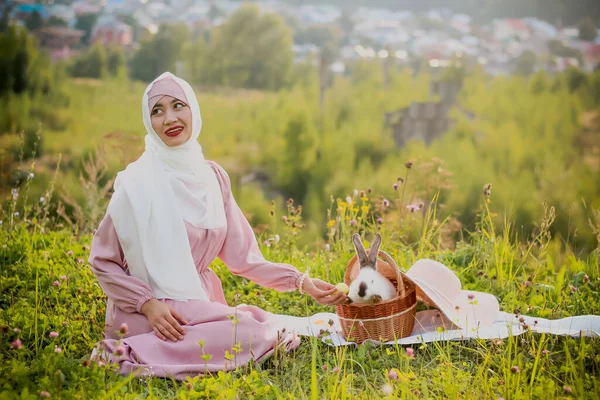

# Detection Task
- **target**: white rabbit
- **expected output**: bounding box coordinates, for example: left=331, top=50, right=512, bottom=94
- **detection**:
left=348, top=233, right=397, bottom=304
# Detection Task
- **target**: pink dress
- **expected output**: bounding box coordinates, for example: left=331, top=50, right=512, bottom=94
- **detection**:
left=88, top=161, right=303, bottom=380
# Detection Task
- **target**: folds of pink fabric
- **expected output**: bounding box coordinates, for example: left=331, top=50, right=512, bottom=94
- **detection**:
left=88, top=161, right=303, bottom=380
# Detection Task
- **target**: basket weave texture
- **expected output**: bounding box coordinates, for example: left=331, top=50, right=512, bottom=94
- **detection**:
left=335, top=250, right=416, bottom=343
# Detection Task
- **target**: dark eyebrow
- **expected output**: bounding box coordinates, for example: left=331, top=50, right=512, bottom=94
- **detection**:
left=153, top=98, right=185, bottom=111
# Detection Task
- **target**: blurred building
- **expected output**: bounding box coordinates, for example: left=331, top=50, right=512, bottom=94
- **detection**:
left=91, top=16, right=133, bottom=47
left=35, top=26, right=84, bottom=61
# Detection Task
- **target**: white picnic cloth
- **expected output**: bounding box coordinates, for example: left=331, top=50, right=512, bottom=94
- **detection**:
left=271, top=310, right=600, bottom=346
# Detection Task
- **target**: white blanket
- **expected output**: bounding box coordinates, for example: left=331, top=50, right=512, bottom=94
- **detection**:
left=272, top=310, right=600, bottom=346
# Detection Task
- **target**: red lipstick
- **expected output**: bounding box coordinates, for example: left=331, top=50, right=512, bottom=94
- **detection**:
left=165, top=125, right=184, bottom=137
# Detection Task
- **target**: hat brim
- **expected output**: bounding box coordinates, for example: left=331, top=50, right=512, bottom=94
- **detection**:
left=403, top=274, right=500, bottom=331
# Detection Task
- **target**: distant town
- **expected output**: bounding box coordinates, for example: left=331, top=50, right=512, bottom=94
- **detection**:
left=4, top=0, right=600, bottom=76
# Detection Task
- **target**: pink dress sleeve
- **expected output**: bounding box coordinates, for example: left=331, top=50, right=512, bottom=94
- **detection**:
left=88, top=213, right=156, bottom=314
left=210, top=162, right=303, bottom=292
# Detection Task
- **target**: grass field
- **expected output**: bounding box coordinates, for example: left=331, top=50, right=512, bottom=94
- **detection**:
left=1, top=165, right=599, bottom=399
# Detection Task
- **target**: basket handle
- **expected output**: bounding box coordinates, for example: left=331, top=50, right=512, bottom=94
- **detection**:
left=372, top=250, right=405, bottom=297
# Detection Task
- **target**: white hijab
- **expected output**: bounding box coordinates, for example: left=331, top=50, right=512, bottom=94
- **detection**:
left=107, top=72, right=226, bottom=301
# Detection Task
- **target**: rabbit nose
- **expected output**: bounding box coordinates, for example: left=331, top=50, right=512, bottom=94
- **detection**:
left=358, top=282, right=367, bottom=297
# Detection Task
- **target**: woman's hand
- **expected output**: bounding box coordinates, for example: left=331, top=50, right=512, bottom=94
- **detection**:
left=302, top=277, right=348, bottom=306
left=141, top=299, right=188, bottom=342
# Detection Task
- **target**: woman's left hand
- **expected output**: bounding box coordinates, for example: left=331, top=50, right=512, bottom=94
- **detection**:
left=302, top=277, right=348, bottom=306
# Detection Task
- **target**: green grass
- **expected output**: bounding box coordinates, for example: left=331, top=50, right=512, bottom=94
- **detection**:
left=1, top=165, right=599, bottom=399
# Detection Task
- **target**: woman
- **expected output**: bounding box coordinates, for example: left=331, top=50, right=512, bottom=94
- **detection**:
left=88, top=72, right=347, bottom=380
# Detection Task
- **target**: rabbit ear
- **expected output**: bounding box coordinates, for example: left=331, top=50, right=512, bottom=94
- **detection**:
left=368, top=233, right=382, bottom=267
left=352, top=233, right=369, bottom=268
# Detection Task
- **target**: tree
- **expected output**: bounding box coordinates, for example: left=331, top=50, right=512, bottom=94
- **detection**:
left=25, top=11, right=44, bottom=31
left=0, top=24, right=52, bottom=96
left=205, top=4, right=293, bottom=90
left=106, top=46, right=126, bottom=77
left=75, top=13, right=99, bottom=44
left=71, top=42, right=107, bottom=79
left=130, top=24, right=191, bottom=82
left=578, top=17, right=598, bottom=41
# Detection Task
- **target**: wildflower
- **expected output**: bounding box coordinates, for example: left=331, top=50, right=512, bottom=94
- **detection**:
left=325, top=244, right=330, bottom=251
left=54, top=346, right=62, bottom=353
left=327, top=219, right=335, bottom=228
left=40, top=197, right=45, bottom=203
left=406, top=204, right=420, bottom=212
left=405, top=347, right=415, bottom=358
left=77, top=258, right=84, bottom=264
left=11, top=189, right=18, bottom=200
left=404, top=162, right=413, bottom=169
left=53, top=281, right=60, bottom=287
left=583, top=274, right=590, bottom=283
left=14, top=212, right=19, bottom=217
left=59, top=275, right=67, bottom=281
left=563, top=386, right=572, bottom=394
left=49, top=331, right=59, bottom=338
left=282, top=216, right=288, bottom=223
left=13, top=328, right=21, bottom=333
left=367, top=188, right=372, bottom=194
left=542, top=349, right=549, bottom=355
left=382, top=384, right=393, bottom=395
left=115, top=346, right=126, bottom=356
left=67, top=250, right=73, bottom=256
left=382, top=199, right=390, bottom=207
left=397, top=176, right=404, bottom=183
left=511, top=366, right=520, bottom=373
left=332, top=366, right=340, bottom=373
left=269, top=210, right=274, bottom=216
left=40, top=391, right=50, bottom=398
left=119, top=323, right=129, bottom=336
left=523, top=280, right=531, bottom=288
left=321, top=364, right=328, bottom=372
left=497, top=379, right=505, bottom=385
left=467, top=293, right=475, bottom=300
left=483, top=183, right=492, bottom=197
left=11, top=339, right=22, bottom=350
left=376, top=218, right=383, bottom=225
left=387, top=369, right=398, bottom=380
left=82, top=359, right=91, bottom=367
left=393, top=183, right=399, bottom=191
left=359, top=190, right=365, bottom=198
left=570, top=285, right=577, bottom=293
left=349, top=219, right=357, bottom=226
left=29, top=173, right=34, bottom=179
left=346, top=196, right=352, bottom=205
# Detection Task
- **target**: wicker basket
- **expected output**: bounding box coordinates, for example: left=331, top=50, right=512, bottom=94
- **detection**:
left=335, top=250, right=416, bottom=344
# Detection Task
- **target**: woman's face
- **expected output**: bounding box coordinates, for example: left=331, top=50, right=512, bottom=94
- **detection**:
left=150, top=95, right=193, bottom=147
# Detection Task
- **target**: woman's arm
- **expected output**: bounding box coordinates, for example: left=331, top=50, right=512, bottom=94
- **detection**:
left=210, top=162, right=303, bottom=292
left=88, top=213, right=156, bottom=314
